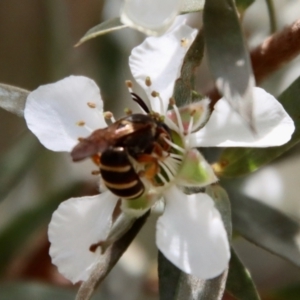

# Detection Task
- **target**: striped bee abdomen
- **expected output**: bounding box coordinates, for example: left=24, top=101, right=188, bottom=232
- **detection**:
left=100, top=147, right=144, bottom=200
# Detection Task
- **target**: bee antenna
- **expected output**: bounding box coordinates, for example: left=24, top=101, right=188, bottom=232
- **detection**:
left=131, top=93, right=150, bottom=114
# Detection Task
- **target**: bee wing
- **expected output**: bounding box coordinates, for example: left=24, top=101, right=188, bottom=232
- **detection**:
left=71, top=128, right=111, bottom=161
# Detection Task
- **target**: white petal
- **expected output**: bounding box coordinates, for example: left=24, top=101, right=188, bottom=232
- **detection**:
left=48, top=192, right=119, bottom=284
left=190, top=87, right=295, bottom=147
left=25, top=76, right=107, bottom=152
left=129, top=22, right=197, bottom=114
left=156, top=186, right=230, bottom=279
left=120, top=0, right=182, bottom=36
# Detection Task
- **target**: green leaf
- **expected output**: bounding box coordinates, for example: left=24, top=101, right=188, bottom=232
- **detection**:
left=0, top=282, right=76, bottom=300
left=175, top=271, right=228, bottom=300
left=180, top=0, right=205, bottom=13
left=0, top=83, right=29, bottom=117
left=216, top=75, right=300, bottom=178
left=158, top=252, right=228, bottom=300
left=75, top=18, right=127, bottom=46
left=158, top=251, right=182, bottom=300
left=0, top=181, right=86, bottom=274
left=158, top=185, right=231, bottom=300
left=76, top=212, right=149, bottom=300
left=226, top=248, right=260, bottom=300
left=227, top=187, right=300, bottom=268
left=174, top=29, right=205, bottom=106
left=235, top=0, right=255, bottom=13
left=205, top=184, right=232, bottom=240
left=0, top=132, right=42, bottom=203
left=203, top=0, right=255, bottom=128
left=269, top=284, right=300, bottom=300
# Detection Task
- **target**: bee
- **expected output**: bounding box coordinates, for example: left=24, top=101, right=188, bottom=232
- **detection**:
left=71, top=95, right=171, bottom=200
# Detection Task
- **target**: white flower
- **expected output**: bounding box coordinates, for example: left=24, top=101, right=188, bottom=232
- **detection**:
left=24, top=21, right=294, bottom=285
left=120, top=0, right=182, bottom=36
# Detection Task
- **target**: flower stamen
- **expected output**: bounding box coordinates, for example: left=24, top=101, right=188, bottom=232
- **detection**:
left=125, top=80, right=133, bottom=91
left=76, top=121, right=85, bottom=126
left=91, top=170, right=100, bottom=175
left=124, top=108, right=132, bottom=115
left=169, top=153, right=183, bottom=159
left=163, top=137, right=185, bottom=153
left=151, top=91, right=164, bottom=114
left=76, top=121, right=93, bottom=132
left=104, top=111, right=116, bottom=123
left=87, top=102, right=96, bottom=109
left=169, top=98, right=185, bottom=135
left=145, top=76, right=152, bottom=87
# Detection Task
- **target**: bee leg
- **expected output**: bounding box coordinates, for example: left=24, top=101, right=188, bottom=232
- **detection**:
left=91, top=154, right=101, bottom=166
left=136, top=154, right=160, bottom=181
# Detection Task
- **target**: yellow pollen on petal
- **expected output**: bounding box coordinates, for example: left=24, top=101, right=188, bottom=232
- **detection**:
left=145, top=76, right=152, bottom=87
left=76, top=121, right=85, bottom=126
left=181, top=38, right=189, bottom=47
left=87, top=102, right=96, bottom=108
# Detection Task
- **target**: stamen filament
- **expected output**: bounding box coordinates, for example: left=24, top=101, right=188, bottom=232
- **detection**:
left=187, top=115, right=194, bottom=135
left=170, top=153, right=183, bottom=159
left=171, top=103, right=184, bottom=134
left=163, top=137, right=185, bottom=153
left=158, top=161, right=175, bottom=182
left=84, top=124, right=93, bottom=132
left=163, top=158, right=178, bottom=176
left=157, top=172, right=168, bottom=184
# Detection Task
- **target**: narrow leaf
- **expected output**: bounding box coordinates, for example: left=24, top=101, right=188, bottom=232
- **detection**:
left=180, top=0, right=205, bottom=13
left=76, top=18, right=127, bottom=46
left=0, top=132, right=42, bottom=203
left=158, top=251, right=182, bottom=300
left=175, top=271, right=228, bottom=300
left=76, top=212, right=149, bottom=300
left=235, top=0, right=255, bottom=13
left=227, top=187, right=300, bottom=268
left=270, top=284, right=300, bottom=300
left=0, top=83, right=29, bottom=117
left=0, top=182, right=86, bottom=274
left=226, top=248, right=260, bottom=300
left=205, top=184, right=232, bottom=240
left=158, top=252, right=228, bottom=300
left=203, top=0, right=255, bottom=129
left=174, top=28, right=205, bottom=106
left=216, top=75, right=300, bottom=178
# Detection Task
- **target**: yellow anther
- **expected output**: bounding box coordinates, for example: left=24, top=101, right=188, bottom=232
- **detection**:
left=151, top=91, right=159, bottom=97
left=87, top=102, right=96, bottom=108
left=124, top=108, right=132, bottom=115
left=190, top=109, right=196, bottom=116
left=76, top=121, right=85, bottom=126
left=103, top=111, right=113, bottom=120
left=169, top=97, right=176, bottom=106
left=145, top=76, right=152, bottom=87
left=125, top=80, right=133, bottom=88
left=91, top=170, right=100, bottom=175
left=181, top=38, right=189, bottom=47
